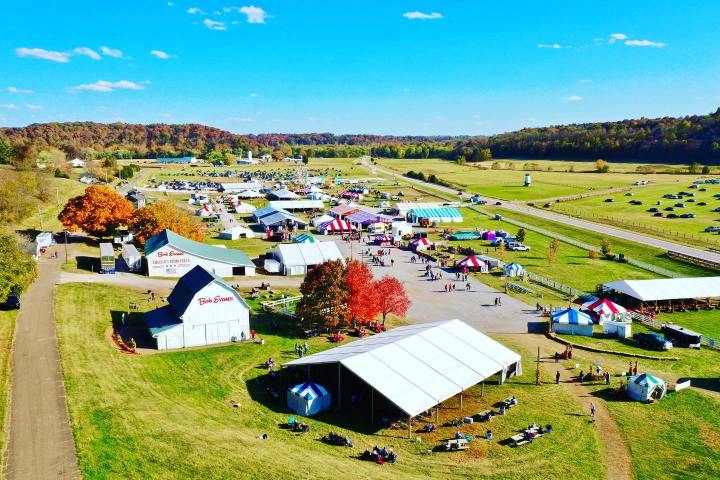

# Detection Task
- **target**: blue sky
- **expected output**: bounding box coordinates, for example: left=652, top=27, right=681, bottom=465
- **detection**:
left=1, top=1, right=718, bottom=135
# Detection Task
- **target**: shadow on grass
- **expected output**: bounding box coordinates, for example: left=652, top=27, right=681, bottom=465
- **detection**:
left=588, top=387, right=634, bottom=403
left=111, top=309, right=156, bottom=349
left=687, top=377, right=720, bottom=394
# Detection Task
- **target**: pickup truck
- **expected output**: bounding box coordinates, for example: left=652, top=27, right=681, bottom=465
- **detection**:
left=634, top=333, right=673, bottom=351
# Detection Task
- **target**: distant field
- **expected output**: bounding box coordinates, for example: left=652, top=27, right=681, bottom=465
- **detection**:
left=375, top=158, right=684, bottom=201
left=57, top=283, right=604, bottom=480
left=553, top=182, right=720, bottom=247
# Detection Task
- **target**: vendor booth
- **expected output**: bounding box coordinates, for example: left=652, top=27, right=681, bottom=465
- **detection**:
left=627, top=373, right=667, bottom=403
left=318, top=218, right=357, bottom=235
left=409, top=237, right=434, bottom=251
left=582, top=298, right=628, bottom=324
left=551, top=309, right=594, bottom=336
left=287, top=382, right=332, bottom=416
left=456, top=255, right=489, bottom=273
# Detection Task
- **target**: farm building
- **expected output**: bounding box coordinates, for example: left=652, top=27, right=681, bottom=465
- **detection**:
left=145, top=229, right=255, bottom=277
left=219, top=226, right=255, bottom=240
left=602, top=277, right=720, bottom=307
left=99, top=243, right=116, bottom=272
left=125, top=190, right=146, bottom=209
left=265, top=241, right=344, bottom=275
left=283, top=320, right=521, bottom=429
left=269, top=200, right=324, bottom=211
left=551, top=309, right=593, bottom=336
left=408, top=207, right=463, bottom=224
left=79, top=173, right=99, bottom=184
left=156, top=156, right=197, bottom=164
left=145, top=265, right=250, bottom=350
left=121, top=244, right=142, bottom=272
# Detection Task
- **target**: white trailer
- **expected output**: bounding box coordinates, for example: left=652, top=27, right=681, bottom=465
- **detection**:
left=122, top=244, right=142, bottom=272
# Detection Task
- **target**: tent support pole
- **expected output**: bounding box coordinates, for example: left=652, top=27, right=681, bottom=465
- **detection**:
left=460, top=391, right=463, bottom=413
left=436, top=404, right=439, bottom=423
left=481, top=381, right=484, bottom=397
left=371, top=389, right=374, bottom=425
left=408, top=416, right=412, bottom=439
left=337, top=364, right=342, bottom=410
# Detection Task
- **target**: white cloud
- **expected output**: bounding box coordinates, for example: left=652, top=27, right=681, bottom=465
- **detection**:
left=625, top=39, right=667, bottom=48
left=187, top=7, right=205, bottom=14
left=15, top=47, right=70, bottom=63
left=579, top=79, right=592, bottom=83
left=239, top=6, right=267, bottom=23
left=608, top=33, right=628, bottom=43
left=228, top=116, right=254, bottom=123
left=73, top=47, right=101, bottom=60
left=403, top=11, right=443, bottom=20
left=1, top=103, right=18, bottom=109
left=150, top=50, right=172, bottom=59
left=101, top=46, right=123, bottom=58
left=249, top=92, right=261, bottom=97
left=7, top=86, right=34, bottom=94
left=563, top=95, right=583, bottom=102
left=71, top=80, right=145, bottom=92
left=538, top=43, right=562, bottom=49
left=25, top=104, right=44, bottom=110
left=203, top=18, right=227, bottom=30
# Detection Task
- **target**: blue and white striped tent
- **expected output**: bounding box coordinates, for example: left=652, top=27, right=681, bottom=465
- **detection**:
left=287, top=382, right=332, bottom=416
left=503, top=262, right=525, bottom=278
left=551, top=308, right=593, bottom=336
left=407, top=207, right=463, bottom=223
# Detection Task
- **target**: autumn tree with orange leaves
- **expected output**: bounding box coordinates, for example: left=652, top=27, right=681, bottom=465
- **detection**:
left=131, top=200, right=206, bottom=244
left=345, top=260, right=381, bottom=327
left=58, top=185, right=133, bottom=238
left=373, top=276, right=411, bottom=325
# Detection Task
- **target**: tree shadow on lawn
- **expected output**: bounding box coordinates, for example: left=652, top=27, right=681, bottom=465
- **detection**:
left=588, top=386, right=635, bottom=403
left=251, top=311, right=306, bottom=341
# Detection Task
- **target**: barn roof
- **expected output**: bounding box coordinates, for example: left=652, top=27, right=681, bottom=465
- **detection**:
left=144, top=229, right=253, bottom=267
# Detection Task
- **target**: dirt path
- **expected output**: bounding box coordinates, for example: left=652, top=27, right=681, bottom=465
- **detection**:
left=504, top=333, right=632, bottom=480
left=4, top=256, right=80, bottom=479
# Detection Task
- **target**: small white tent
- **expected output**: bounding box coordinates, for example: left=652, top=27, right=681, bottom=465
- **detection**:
left=627, top=373, right=667, bottom=403
left=219, top=226, right=255, bottom=240
left=286, top=382, right=332, bottom=416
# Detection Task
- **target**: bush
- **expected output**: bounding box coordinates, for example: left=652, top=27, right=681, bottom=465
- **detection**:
left=588, top=250, right=600, bottom=259
left=53, top=168, right=69, bottom=179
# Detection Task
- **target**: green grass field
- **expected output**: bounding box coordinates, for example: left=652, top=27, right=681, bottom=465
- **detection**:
left=375, top=158, right=685, bottom=201
left=553, top=182, right=720, bottom=246
left=56, top=283, right=606, bottom=480
left=0, top=310, right=18, bottom=474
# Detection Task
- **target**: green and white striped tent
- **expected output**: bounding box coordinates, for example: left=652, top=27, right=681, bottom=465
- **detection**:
left=627, top=373, right=667, bottom=402
left=407, top=207, right=463, bottom=223
left=293, top=233, right=317, bottom=244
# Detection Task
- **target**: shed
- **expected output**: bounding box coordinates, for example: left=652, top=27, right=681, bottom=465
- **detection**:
left=287, top=382, right=332, bottom=416
left=99, top=243, right=115, bottom=272
left=121, top=244, right=142, bottom=272
left=603, top=321, right=632, bottom=339
left=145, top=265, right=250, bottom=350
left=627, top=373, right=667, bottom=403
left=551, top=309, right=593, bottom=336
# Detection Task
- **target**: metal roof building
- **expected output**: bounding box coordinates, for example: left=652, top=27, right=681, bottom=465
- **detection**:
left=408, top=207, right=463, bottom=223
left=284, top=320, right=521, bottom=420
left=145, top=229, right=255, bottom=277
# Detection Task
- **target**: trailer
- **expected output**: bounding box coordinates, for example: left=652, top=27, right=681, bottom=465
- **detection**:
left=121, top=244, right=142, bottom=272
left=662, top=324, right=702, bottom=348
left=99, top=243, right=116, bottom=273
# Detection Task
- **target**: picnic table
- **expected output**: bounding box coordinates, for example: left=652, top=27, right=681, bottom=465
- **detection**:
left=510, top=427, right=545, bottom=447
left=444, top=438, right=469, bottom=451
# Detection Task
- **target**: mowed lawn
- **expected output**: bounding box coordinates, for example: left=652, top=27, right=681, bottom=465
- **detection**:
left=431, top=209, right=665, bottom=293
left=375, top=158, right=680, bottom=201
left=0, top=310, right=18, bottom=472
left=56, top=283, right=604, bottom=480
left=554, top=182, right=720, bottom=242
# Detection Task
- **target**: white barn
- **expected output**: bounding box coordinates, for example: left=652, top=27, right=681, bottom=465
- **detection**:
left=144, top=229, right=255, bottom=277
left=145, top=266, right=250, bottom=350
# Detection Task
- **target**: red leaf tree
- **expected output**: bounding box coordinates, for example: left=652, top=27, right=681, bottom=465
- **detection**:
left=345, top=260, right=381, bottom=327
left=373, top=276, right=411, bottom=325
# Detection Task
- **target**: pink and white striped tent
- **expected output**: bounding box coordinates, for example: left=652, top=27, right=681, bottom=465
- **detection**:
left=582, top=298, right=628, bottom=323
left=455, top=255, right=489, bottom=273
left=409, top=237, right=434, bottom=251
left=319, top=217, right=357, bottom=234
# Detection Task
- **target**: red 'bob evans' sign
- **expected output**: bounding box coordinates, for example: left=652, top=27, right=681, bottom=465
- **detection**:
left=198, top=295, right=234, bottom=306
left=157, top=251, right=184, bottom=258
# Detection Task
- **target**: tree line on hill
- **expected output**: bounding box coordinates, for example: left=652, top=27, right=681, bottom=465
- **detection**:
left=1, top=109, right=720, bottom=164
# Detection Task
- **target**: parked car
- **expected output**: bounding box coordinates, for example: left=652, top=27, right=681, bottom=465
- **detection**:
left=653, top=212, right=664, bottom=217
left=698, top=202, right=707, bottom=206
left=630, top=200, right=642, bottom=205
left=634, top=332, right=673, bottom=351
left=491, top=237, right=516, bottom=246
left=604, top=198, right=614, bottom=203
left=680, top=213, right=696, bottom=218
left=705, top=226, right=720, bottom=232
left=508, top=243, right=531, bottom=251
left=495, top=201, right=503, bottom=206
left=713, top=207, right=720, bottom=212
left=0, top=294, right=20, bottom=311
left=674, top=203, right=685, bottom=208
left=667, top=213, right=679, bottom=218
left=689, top=184, right=699, bottom=189
left=664, top=207, right=674, bottom=211
left=647, top=207, right=659, bottom=212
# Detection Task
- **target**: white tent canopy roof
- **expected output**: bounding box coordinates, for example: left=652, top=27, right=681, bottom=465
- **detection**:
left=272, top=241, right=343, bottom=268
left=604, top=277, right=720, bottom=302
left=284, top=320, right=521, bottom=417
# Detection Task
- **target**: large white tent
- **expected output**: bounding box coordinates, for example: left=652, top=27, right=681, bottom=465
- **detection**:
left=284, top=320, right=521, bottom=418
left=267, top=241, right=344, bottom=275
left=270, top=200, right=323, bottom=211
left=604, top=277, right=720, bottom=302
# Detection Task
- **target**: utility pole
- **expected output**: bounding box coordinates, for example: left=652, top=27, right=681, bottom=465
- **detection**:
left=535, top=346, right=542, bottom=386
left=64, top=230, right=69, bottom=264
left=37, top=205, right=44, bottom=230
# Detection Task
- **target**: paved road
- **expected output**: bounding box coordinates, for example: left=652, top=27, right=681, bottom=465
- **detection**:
left=368, top=162, right=720, bottom=264
left=337, top=241, right=540, bottom=333
left=5, top=256, right=80, bottom=480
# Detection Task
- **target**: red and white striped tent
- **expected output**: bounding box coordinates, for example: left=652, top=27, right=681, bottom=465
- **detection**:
left=319, top=217, right=357, bottom=234
left=409, top=237, right=434, bottom=251
left=455, top=255, right=489, bottom=273
left=581, top=298, right=628, bottom=323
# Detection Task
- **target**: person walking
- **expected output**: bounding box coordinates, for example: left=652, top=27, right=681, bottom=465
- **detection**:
left=494, top=297, right=498, bottom=306
left=555, top=370, right=561, bottom=384
left=604, top=371, right=611, bottom=385
left=589, top=402, right=596, bottom=423
left=466, top=282, right=471, bottom=291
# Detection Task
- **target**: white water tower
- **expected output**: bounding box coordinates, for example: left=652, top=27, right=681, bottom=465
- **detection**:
left=247, top=150, right=253, bottom=161
left=524, top=173, right=532, bottom=187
